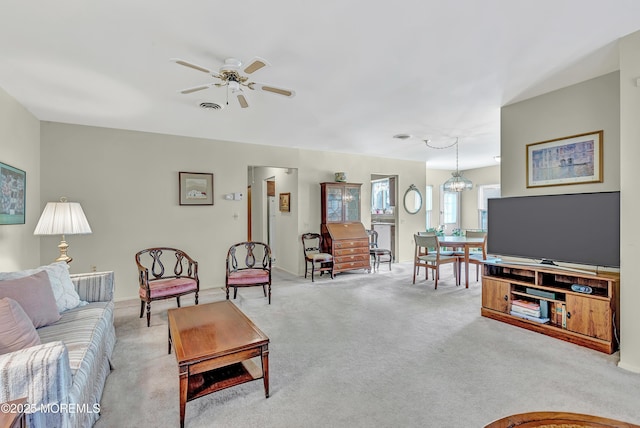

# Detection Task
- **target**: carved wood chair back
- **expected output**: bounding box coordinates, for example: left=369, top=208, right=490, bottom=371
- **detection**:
left=135, top=247, right=199, bottom=327
left=225, top=241, right=272, bottom=303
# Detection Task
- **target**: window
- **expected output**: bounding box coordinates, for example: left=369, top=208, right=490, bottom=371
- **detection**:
left=440, top=186, right=460, bottom=234
left=478, top=184, right=501, bottom=230
left=424, top=185, right=433, bottom=229
left=371, top=178, right=390, bottom=212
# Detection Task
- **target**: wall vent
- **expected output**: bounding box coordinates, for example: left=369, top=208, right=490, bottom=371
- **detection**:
left=199, top=102, right=223, bottom=110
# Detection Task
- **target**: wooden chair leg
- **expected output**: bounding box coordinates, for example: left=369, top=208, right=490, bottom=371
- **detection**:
left=262, top=284, right=267, bottom=297
left=233, top=287, right=238, bottom=299
left=225, top=285, right=230, bottom=300
left=268, top=283, right=271, bottom=304
left=140, top=300, right=145, bottom=318
left=311, top=262, right=315, bottom=282
left=146, top=302, right=151, bottom=327
left=176, top=296, right=181, bottom=307
left=195, top=291, right=199, bottom=305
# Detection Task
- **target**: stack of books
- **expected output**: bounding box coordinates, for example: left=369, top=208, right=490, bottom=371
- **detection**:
left=510, top=299, right=550, bottom=323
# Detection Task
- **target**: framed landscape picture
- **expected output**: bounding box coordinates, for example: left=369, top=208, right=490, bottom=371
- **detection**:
left=0, top=161, right=26, bottom=225
left=179, top=172, right=213, bottom=205
left=526, top=130, right=603, bottom=188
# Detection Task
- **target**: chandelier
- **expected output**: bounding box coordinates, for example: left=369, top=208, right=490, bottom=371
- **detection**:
left=442, top=138, right=473, bottom=192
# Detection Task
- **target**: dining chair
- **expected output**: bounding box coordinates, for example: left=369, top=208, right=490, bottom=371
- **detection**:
left=226, top=241, right=272, bottom=303
left=366, top=229, right=393, bottom=272
left=413, top=234, right=458, bottom=289
left=135, top=247, right=199, bottom=327
left=301, top=233, right=334, bottom=282
left=465, top=231, right=501, bottom=281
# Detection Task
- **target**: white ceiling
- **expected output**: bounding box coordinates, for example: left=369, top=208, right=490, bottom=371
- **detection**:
left=1, top=1, right=639, bottom=170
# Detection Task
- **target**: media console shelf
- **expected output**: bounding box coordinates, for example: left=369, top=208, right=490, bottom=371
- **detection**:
left=481, top=261, right=620, bottom=354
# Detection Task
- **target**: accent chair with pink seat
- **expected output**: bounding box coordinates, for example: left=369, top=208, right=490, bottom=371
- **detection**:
left=135, top=247, right=199, bottom=327
left=226, top=241, right=272, bottom=304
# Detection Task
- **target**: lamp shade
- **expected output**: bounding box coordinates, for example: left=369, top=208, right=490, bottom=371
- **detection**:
left=34, top=199, right=92, bottom=236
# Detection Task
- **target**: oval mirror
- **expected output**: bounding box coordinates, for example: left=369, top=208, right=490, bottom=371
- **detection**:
left=403, top=184, right=423, bottom=215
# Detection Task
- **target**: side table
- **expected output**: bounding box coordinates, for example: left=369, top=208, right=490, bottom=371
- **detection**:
left=0, top=397, right=27, bottom=428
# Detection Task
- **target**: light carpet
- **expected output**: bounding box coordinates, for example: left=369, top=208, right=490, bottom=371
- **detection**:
left=95, top=263, right=640, bottom=427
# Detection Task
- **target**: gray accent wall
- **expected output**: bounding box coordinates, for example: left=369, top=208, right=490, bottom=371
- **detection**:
left=0, top=87, right=41, bottom=270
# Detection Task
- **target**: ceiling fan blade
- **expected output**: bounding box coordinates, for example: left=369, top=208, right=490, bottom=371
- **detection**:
left=243, top=57, right=270, bottom=74
left=237, top=93, right=249, bottom=108
left=171, top=58, right=213, bottom=74
left=179, top=83, right=215, bottom=94
left=250, top=82, right=295, bottom=97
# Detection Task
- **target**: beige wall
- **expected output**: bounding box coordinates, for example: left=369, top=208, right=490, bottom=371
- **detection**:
left=501, top=70, right=640, bottom=372
left=460, top=165, right=500, bottom=230
left=501, top=71, right=620, bottom=197
left=38, top=122, right=426, bottom=300
left=619, top=30, right=640, bottom=372
left=0, top=87, right=41, bottom=271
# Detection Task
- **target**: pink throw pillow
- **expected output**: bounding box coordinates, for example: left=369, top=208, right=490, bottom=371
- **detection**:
left=0, top=297, right=42, bottom=355
left=0, top=271, right=61, bottom=328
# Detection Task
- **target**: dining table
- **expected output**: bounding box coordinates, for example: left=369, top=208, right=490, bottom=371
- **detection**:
left=438, top=235, right=486, bottom=288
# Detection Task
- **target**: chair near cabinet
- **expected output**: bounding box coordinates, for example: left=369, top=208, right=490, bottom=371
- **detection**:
left=226, top=241, right=272, bottom=303
left=366, top=229, right=393, bottom=272
left=135, top=247, right=199, bottom=327
left=413, top=234, right=458, bottom=288
left=301, top=233, right=334, bottom=282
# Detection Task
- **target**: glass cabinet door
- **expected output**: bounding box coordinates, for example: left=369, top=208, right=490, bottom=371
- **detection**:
left=326, top=187, right=344, bottom=222
left=344, top=186, right=361, bottom=222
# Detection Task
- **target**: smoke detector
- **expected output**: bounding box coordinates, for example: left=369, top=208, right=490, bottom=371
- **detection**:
left=199, top=102, right=223, bottom=110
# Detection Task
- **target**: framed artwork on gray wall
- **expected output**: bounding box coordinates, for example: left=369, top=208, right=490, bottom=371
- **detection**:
left=526, top=130, right=603, bottom=188
left=0, top=161, right=26, bottom=225
left=179, top=171, right=213, bottom=205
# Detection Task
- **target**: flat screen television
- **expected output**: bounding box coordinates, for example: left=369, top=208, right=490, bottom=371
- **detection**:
left=487, top=191, right=620, bottom=268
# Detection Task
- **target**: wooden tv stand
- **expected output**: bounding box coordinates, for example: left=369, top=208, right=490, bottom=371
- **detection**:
left=481, top=262, right=620, bottom=354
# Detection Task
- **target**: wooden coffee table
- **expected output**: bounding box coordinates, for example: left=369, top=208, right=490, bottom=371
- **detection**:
left=168, top=301, right=270, bottom=428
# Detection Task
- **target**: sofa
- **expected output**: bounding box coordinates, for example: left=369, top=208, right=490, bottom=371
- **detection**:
left=0, top=265, right=115, bottom=428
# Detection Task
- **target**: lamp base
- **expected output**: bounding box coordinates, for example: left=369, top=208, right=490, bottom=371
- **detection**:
left=56, top=239, right=73, bottom=264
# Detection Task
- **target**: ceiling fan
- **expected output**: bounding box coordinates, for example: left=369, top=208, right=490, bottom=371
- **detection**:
left=171, top=56, right=295, bottom=108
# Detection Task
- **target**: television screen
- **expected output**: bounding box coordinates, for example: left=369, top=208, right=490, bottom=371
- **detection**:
left=487, top=191, right=620, bottom=268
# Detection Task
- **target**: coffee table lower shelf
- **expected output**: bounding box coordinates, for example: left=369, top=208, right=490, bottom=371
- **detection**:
left=188, top=360, right=263, bottom=402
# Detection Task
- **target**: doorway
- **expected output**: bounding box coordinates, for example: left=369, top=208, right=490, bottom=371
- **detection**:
left=370, top=174, right=398, bottom=261
left=247, top=166, right=298, bottom=273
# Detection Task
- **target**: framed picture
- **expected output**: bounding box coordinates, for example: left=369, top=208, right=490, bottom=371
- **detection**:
left=0, top=161, right=26, bottom=225
left=279, top=192, right=290, bottom=212
left=526, top=130, right=603, bottom=188
left=179, top=172, right=213, bottom=205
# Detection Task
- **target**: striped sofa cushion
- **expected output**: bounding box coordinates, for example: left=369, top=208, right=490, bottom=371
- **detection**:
left=35, top=301, right=116, bottom=428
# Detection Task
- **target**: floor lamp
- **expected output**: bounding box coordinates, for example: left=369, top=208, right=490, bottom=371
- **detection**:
left=34, top=197, right=92, bottom=264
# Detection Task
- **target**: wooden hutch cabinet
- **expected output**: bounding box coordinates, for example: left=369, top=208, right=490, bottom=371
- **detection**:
left=320, top=182, right=371, bottom=274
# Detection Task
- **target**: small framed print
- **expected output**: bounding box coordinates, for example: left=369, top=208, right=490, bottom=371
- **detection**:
left=179, top=172, right=213, bottom=205
left=526, top=131, right=603, bottom=188
left=279, top=192, right=290, bottom=212
left=0, top=161, right=26, bottom=225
